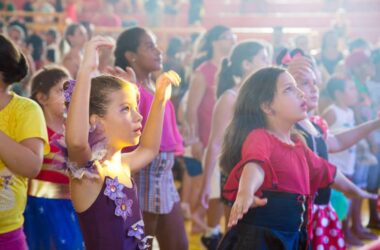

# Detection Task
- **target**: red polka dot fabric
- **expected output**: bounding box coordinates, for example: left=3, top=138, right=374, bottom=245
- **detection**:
left=310, top=204, right=346, bottom=250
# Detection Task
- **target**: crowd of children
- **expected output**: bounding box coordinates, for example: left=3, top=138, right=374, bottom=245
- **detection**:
left=1, top=12, right=380, bottom=250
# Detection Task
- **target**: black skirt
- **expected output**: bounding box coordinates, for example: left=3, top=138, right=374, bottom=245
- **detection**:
left=218, top=191, right=311, bottom=250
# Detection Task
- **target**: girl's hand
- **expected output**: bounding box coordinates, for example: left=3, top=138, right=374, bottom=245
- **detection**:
left=82, top=36, right=114, bottom=72
left=228, top=193, right=267, bottom=228
left=199, top=184, right=211, bottom=209
left=155, top=70, right=181, bottom=102
left=346, top=188, right=378, bottom=200
left=105, top=66, right=137, bottom=83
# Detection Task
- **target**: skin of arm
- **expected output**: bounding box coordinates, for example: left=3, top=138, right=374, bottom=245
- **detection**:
left=331, top=170, right=377, bottom=200
left=322, top=108, right=380, bottom=153
left=199, top=92, right=236, bottom=208
left=0, top=133, right=44, bottom=178
left=123, top=72, right=180, bottom=173
left=186, top=71, right=207, bottom=160
left=228, top=162, right=267, bottom=227
left=66, top=38, right=113, bottom=167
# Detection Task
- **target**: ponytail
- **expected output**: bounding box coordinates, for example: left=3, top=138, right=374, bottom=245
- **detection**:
left=216, top=58, right=234, bottom=98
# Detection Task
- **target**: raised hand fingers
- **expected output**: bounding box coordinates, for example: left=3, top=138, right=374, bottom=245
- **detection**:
left=166, top=70, right=181, bottom=86
left=87, top=36, right=114, bottom=50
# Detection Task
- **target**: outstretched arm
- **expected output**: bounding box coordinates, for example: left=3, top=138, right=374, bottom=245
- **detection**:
left=326, top=116, right=380, bottom=153
left=228, top=162, right=267, bottom=227
left=331, top=170, right=377, bottom=200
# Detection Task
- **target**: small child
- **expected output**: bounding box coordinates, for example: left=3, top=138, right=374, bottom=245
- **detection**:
left=217, top=67, right=376, bottom=249
left=65, top=36, right=180, bottom=250
left=24, top=66, right=84, bottom=250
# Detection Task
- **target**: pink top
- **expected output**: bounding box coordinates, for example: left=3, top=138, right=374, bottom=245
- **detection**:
left=138, top=85, right=184, bottom=154
left=196, top=61, right=218, bottom=146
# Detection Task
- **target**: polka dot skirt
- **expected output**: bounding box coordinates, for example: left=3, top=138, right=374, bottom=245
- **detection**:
left=310, top=203, right=346, bottom=250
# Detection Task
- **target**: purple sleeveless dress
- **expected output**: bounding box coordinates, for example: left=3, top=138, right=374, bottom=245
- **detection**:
left=77, top=176, right=150, bottom=250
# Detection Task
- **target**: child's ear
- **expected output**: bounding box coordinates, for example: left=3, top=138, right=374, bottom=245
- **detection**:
left=89, top=114, right=99, bottom=127
left=36, top=92, right=48, bottom=106
left=125, top=51, right=137, bottom=65
left=260, top=102, right=275, bottom=116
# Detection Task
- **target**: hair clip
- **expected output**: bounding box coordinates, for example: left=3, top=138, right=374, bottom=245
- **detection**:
left=64, top=79, right=76, bottom=103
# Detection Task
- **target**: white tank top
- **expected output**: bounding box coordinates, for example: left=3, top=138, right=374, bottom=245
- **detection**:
left=327, top=104, right=356, bottom=176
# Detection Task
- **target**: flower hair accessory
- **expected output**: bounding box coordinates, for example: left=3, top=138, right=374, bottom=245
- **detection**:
left=63, top=79, right=76, bottom=104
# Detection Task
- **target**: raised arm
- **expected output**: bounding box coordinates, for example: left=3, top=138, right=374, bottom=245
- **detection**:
left=66, top=37, right=114, bottom=166
left=228, top=162, right=267, bottom=227
left=123, top=71, right=181, bottom=172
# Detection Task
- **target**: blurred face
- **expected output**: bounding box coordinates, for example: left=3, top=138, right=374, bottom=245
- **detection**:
left=43, top=79, right=67, bottom=118
left=68, top=26, right=88, bottom=48
left=293, top=68, right=319, bottom=111
left=270, top=72, right=307, bottom=123
left=99, top=87, right=143, bottom=149
left=8, top=28, right=23, bottom=46
left=214, top=30, right=237, bottom=57
left=247, top=49, right=270, bottom=74
left=341, top=80, right=358, bottom=107
left=134, top=32, right=163, bottom=72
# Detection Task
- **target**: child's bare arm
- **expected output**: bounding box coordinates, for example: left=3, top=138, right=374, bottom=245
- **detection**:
left=331, top=170, right=377, bottom=200
left=123, top=71, right=181, bottom=172
left=228, top=162, right=267, bottom=227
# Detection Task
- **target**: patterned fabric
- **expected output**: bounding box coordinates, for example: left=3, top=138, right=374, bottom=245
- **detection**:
left=77, top=176, right=151, bottom=250
left=134, top=152, right=180, bottom=214
left=23, top=197, right=84, bottom=250
left=310, top=204, right=346, bottom=250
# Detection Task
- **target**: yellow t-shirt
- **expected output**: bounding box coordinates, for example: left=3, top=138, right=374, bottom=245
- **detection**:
left=0, top=92, right=49, bottom=234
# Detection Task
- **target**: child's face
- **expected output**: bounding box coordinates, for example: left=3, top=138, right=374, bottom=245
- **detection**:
left=270, top=72, right=308, bottom=123
left=69, top=26, right=88, bottom=48
left=246, top=49, right=270, bottom=74
left=342, top=80, right=358, bottom=106
left=99, top=87, right=142, bottom=149
left=214, top=30, right=237, bottom=57
left=44, top=79, right=66, bottom=118
left=294, top=68, right=319, bottom=112
left=135, top=32, right=162, bottom=73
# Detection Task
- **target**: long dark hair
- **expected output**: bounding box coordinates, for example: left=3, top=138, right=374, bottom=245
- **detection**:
left=0, top=34, right=28, bottom=85
left=219, top=67, right=285, bottom=174
left=217, top=40, right=265, bottom=98
left=114, top=27, right=147, bottom=69
left=192, top=25, right=230, bottom=70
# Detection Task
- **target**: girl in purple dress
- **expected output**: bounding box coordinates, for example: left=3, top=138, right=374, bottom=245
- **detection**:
left=64, top=36, right=181, bottom=250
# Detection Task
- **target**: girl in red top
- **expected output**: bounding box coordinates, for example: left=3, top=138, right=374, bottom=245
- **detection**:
left=217, top=67, right=376, bottom=250
left=25, top=66, right=84, bottom=250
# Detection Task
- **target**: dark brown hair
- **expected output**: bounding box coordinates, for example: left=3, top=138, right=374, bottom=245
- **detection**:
left=31, top=65, right=69, bottom=104
left=0, top=34, right=28, bottom=85
left=217, top=40, right=265, bottom=98
left=219, top=67, right=286, bottom=174
left=114, top=27, right=147, bottom=69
